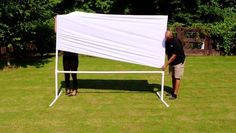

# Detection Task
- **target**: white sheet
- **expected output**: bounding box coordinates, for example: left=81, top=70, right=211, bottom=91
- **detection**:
left=56, top=12, right=167, bottom=68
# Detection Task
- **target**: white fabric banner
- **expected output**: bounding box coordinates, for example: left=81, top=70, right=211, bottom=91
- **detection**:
left=56, top=12, right=167, bottom=68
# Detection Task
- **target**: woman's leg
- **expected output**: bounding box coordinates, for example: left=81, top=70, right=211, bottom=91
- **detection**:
left=63, top=56, right=71, bottom=94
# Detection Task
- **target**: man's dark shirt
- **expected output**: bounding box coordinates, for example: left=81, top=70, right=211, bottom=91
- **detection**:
left=166, top=37, right=185, bottom=65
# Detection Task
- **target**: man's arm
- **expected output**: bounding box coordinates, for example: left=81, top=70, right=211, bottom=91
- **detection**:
left=161, top=54, right=177, bottom=71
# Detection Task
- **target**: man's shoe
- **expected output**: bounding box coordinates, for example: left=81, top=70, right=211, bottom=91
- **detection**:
left=169, top=94, right=177, bottom=100
left=169, top=96, right=177, bottom=100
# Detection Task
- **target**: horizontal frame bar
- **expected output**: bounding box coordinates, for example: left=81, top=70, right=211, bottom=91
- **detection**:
left=57, top=70, right=164, bottom=74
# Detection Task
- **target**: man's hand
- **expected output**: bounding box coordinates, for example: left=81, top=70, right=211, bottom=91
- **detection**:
left=161, top=64, right=166, bottom=71
left=162, top=54, right=176, bottom=71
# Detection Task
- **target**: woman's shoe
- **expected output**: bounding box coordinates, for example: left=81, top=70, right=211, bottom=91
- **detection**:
left=69, top=90, right=77, bottom=96
left=66, top=89, right=72, bottom=95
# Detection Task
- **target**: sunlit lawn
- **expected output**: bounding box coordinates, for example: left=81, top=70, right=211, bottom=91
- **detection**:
left=0, top=55, right=236, bottom=133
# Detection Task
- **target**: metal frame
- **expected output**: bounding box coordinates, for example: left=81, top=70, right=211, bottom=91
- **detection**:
left=49, top=50, right=169, bottom=107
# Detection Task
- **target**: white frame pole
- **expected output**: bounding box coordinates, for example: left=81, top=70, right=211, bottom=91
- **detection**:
left=155, top=72, right=169, bottom=107
left=49, top=68, right=169, bottom=107
left=49, top=50, right=63, bottom=107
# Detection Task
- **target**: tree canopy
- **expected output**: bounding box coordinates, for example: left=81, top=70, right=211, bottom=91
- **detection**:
left=0, top=0, right=235, bottom=58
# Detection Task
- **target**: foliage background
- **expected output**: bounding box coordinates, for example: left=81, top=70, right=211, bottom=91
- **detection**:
left=0, top=0, right=235, bottom=57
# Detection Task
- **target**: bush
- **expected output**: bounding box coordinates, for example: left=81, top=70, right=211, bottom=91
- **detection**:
left=169, top=10, right=236, bottom=55
left=210, top=9, right=236, bottom=55
left=0, top=0, right=54, bottom=59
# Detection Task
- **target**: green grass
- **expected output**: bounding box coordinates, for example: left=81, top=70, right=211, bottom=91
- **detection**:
left=0, top=55, right=236, bottom=133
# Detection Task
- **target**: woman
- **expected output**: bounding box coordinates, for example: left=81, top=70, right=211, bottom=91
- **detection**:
left=63, top=51, right=79, bottom=96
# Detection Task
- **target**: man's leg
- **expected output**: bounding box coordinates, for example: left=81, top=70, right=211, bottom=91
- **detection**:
left=174, top=78, right=181, bottom=95
left=170, top=63, right=184, bottom=99
left=170, top=65, right=175, bottom=95
left=172, top=76, right=176, bottom=94
left=170, top=78, right=180, bottom=100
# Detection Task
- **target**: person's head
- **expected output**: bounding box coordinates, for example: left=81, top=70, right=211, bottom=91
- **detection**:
left=165, top=30, right=173, bottom=41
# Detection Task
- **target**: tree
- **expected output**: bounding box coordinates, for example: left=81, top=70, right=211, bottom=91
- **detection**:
left=1, top=0, right=235, bottom=59
left=0, top=0, right=54, bottom=65
left=210, top=9, right=236, bottom=55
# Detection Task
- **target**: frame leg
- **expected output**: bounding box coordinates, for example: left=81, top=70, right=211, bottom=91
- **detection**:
left=156, top=72, right=169, bottom=107
left=49, top=50, right=62, bottom=107
left=156, top=92, right=169, bottom=107
left=49, top=91, right=63, bottom=107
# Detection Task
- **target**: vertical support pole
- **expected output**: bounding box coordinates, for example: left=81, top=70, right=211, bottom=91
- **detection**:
left=155, top=71, right=169, bottom=107
left=161, top=71, right=164, bottom=101
left=49, top=16, right=62, bottom=107
left=55, top=49, right=59, bottom=97
left=49, top=49, right=61, bottom=107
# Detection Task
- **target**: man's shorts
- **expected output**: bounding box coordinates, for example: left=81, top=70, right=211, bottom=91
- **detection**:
left=169, top=62, right=185, bottom=79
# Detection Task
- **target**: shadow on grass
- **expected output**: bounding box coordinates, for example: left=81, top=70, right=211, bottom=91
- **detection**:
left=0, top=54, right=54, bottom=70
left=59, top=79, right=172, bottom=94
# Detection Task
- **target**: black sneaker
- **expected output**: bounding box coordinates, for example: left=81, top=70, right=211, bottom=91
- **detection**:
left=169, top=94, right=177, bottom=100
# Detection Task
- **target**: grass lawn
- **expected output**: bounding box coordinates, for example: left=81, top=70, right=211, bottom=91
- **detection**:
left=0, top=55, right=236, bottom=133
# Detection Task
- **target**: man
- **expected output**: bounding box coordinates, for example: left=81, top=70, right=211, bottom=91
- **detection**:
left=162, top=30, right=185, bottom=100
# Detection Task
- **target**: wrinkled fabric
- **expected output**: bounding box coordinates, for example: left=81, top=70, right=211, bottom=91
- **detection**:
left=56, top=12, right=168, bottom=68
